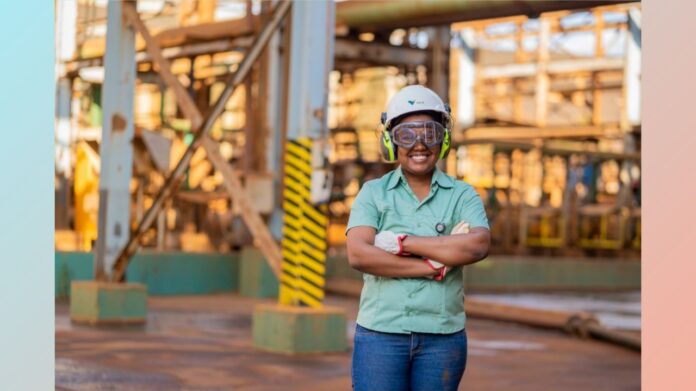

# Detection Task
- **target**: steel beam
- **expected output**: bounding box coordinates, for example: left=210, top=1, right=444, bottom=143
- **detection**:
left=67, top=37, right=427, bottom=76
left=478, top=57, right=625, bottom=80
left=286, top=1, right=335, bottom=140
left=334, top=39, right=428, bottom=67
left=535, top=17, right=551, bottom=128
left=111, top=1, right=292, bottom=282
left=455, top=28, right=476, bottom=127
left=454, top=125, right=622, bottom=142
left=428, top=26, right=450, bottom=100
left=623, top=8, right=641, bottom=130
left=93, top=1, right=137, bottom=281
left=336, top=0, right=619, bottom=31
left=55, top=78, right=72, bottom=178
left=260, top=0, right=287, bottom=240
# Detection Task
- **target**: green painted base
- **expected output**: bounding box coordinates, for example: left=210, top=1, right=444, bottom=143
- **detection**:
left=239, top=247, right=279, bottom=298
left=56, top=251, right=240, bottom=299
left=463, top=256, right=641, bottom=291
left=252, top=304, right=347, bottom=354
left=70, top=281, right=147, bottom=325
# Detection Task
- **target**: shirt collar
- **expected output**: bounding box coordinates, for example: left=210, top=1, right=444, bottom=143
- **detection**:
left=386, top=167, right=405, bottom=190
left=387, top=166, right=454, bottom=190
left=431, top=167, right=455, bottom=189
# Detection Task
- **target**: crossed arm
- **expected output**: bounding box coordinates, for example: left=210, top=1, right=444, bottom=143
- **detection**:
left=346, top=226, right=491, bottom=277
left=400, top=227, right=491, bottom=267
left=346, top=226, right=439, bottom=278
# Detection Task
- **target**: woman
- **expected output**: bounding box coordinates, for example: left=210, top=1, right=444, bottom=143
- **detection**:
left=346, top=85, right=491, bottom=391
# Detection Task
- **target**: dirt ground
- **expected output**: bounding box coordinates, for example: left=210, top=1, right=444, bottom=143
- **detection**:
left=55, top=293, right=640, bottom=390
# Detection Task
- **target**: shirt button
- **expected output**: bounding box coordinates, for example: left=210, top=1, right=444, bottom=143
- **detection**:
left=408, top=293, right=415, bottom=298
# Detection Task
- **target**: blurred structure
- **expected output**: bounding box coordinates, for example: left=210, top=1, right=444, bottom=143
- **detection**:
left=56, top=1, right=641, bottom=260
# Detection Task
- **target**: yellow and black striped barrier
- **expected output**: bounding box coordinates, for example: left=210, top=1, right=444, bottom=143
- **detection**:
left=279, top=138, right=328, bottom=308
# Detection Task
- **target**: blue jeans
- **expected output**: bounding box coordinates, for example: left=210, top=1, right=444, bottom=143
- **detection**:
left=351, top=324, right=468, bottom=391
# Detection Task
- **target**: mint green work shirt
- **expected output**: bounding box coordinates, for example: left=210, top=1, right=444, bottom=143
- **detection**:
left=346, top=167, right=489, bottom=334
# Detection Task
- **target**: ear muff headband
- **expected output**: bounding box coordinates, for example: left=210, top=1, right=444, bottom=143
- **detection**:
left=381, top=130, right=397, bottom=162
left=438, top=128, right=451, bottom=160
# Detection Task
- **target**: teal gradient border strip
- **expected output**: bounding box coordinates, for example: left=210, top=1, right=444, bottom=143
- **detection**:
left=0, top=2, right=54, bottom=389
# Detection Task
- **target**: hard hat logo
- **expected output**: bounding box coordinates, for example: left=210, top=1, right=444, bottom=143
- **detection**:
left=381, top=85, right=452, bottom=131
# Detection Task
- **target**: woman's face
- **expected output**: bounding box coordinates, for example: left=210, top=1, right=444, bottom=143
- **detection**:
left=395, top=113, right=442, bottom=177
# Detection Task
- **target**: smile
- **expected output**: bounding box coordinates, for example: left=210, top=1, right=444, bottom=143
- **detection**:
left=408, top=153, right=431, bottom=163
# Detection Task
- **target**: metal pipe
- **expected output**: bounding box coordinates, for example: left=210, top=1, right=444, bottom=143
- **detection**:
left=111, top=0, right=292, bottom=282
left=586, top=323, right=641, bottom=351
left=336, top=0, right=621, bottom=30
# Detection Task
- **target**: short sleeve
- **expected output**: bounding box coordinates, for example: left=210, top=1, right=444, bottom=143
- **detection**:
left=457, top=187, right=489, bottom=230
left=346, top=182, right=380, bottom=234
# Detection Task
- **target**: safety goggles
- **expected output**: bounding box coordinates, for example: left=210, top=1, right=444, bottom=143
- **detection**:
left=390, top=121, right=446, bottom=149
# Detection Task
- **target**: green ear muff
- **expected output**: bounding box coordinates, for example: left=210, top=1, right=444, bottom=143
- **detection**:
left=380, top=130, right=397, bottom=162
left=438, top=128, right=451, bottom=160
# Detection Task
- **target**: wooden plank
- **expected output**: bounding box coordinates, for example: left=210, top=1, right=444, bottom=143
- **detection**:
left=592, top=10, right=604, bottom=126
left=123, top=3, right=283, bottom=278
left=514, top=20, right=526, bottom=63
left=479, top=57, right=624, bottom=79
left=454, top=125, right=621, bottom=141
left=535, top=17, right=550, bottom=127
left=479, top=21, right=626, bottom=40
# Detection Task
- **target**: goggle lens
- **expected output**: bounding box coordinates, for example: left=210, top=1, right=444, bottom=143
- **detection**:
left=391, top=121, right=445, bottom=149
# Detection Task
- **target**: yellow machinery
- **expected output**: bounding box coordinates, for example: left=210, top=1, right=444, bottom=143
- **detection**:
left=73, top=142, right=100, bottom=250
left=577, top=204, right=629, bottom=250
left=519, top=206, right=566, bottom=249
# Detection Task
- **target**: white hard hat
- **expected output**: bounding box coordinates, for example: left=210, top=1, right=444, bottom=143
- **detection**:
left=381, top=85, right=451, bottom=130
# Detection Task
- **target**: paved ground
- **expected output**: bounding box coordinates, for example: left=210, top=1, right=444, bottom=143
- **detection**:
left=471, top=291, right=641, bottom=330
left=56, top=294, right=640, bottom=390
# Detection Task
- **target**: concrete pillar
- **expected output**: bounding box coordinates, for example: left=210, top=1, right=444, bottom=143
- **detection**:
left=428, top=26, right=450, bottom=101
left=255, top=0, right=346, bottom=352
left=94, top=1, right=137, bottom=281
left=262, top=0, right=287, bottom=241
left=69, top=1, right=147, bottom=327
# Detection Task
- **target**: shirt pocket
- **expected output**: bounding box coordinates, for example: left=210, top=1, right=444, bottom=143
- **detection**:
left=409, top=281, right=446, bottom=317
left=414, top=213, right=454, bottom=237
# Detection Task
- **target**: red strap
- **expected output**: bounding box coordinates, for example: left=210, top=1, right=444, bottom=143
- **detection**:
left=423, top=259, right=446, bottom=281
left=423, top=259, right=439, bottom=271
left=397, top=234, right=411, bottom=256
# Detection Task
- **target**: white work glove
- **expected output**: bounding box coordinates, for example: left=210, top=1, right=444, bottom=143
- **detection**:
left=425, top=221, right=471, bottom=281
left=423, top=258, right=448, bottom=281
left=452, top=221, right=471, bottom=235
left=374, top=231, right=410, bottom=256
